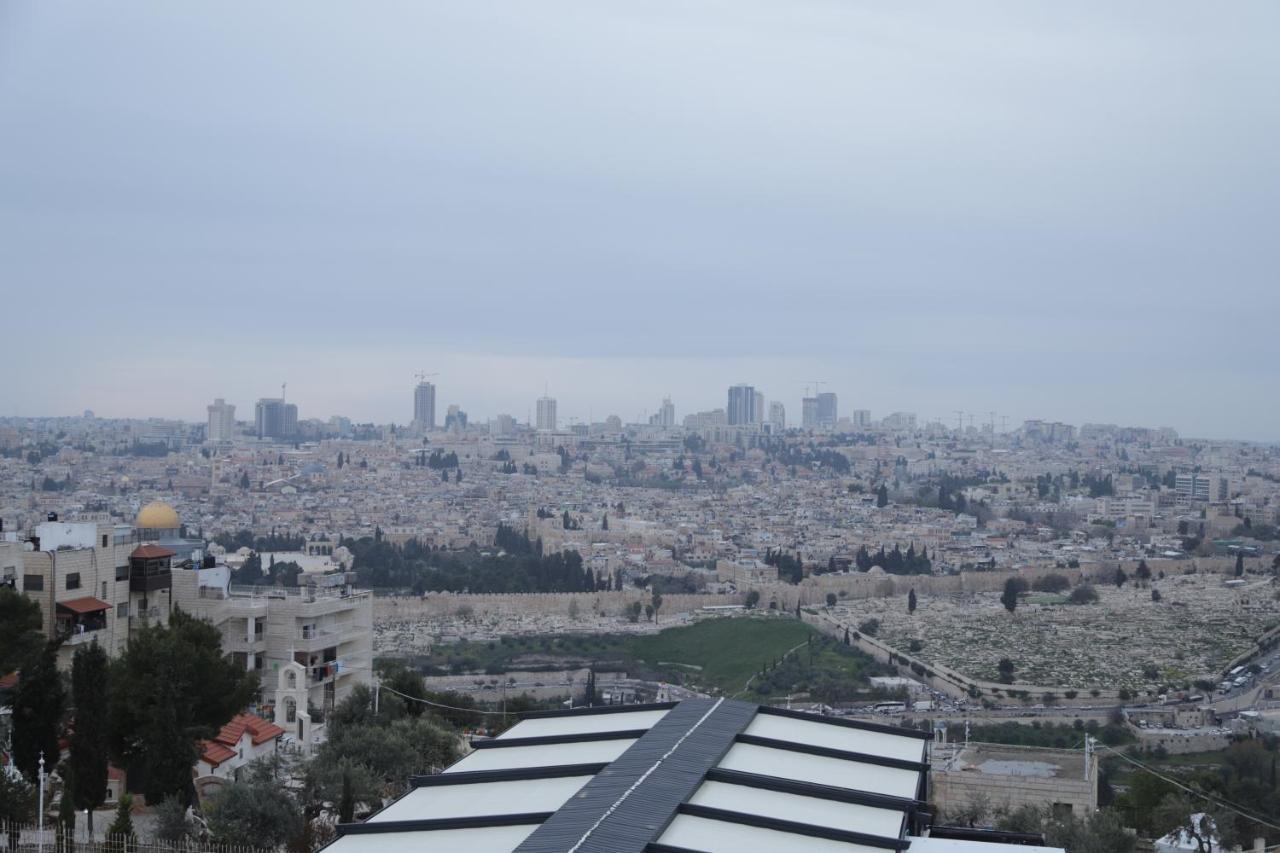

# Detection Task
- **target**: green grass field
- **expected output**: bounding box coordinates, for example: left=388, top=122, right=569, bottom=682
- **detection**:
left=628, top=616, right=814, bottom=693
left=393, top=614, right=890, bottom=700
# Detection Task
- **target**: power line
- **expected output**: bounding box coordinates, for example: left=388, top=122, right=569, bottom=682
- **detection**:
left=378, top=682, right=517, bottom=717
left=1096, top=743, right=1280, bottom=834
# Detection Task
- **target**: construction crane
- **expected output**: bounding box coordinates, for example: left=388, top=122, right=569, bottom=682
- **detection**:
left=415, top=370, right=439, bottom=385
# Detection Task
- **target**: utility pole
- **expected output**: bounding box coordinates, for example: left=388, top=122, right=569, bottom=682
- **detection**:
left=954, top=410, right=964, bottom=433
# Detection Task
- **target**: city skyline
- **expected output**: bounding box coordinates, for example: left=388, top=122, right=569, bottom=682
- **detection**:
left=2, top=3, right=1277, bottom=441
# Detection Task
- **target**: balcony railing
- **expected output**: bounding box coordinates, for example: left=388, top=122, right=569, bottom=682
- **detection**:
left=62, top=626, right=107, bottom=645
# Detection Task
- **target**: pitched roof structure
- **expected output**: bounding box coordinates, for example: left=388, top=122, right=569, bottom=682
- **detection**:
left=56, top=596, right=113, bottom=614
left=325, top=699, right=1064, bottom=853
left=199, top=713, right=285, bottom=768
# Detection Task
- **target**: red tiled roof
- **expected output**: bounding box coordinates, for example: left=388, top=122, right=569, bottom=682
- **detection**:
left=131, top=544, right=175, bottom=559
left=57, top=596, right=112, bottom=614
left=199, top=742, right=236, bottom=768
left=199, top=713, right=285, bottom=766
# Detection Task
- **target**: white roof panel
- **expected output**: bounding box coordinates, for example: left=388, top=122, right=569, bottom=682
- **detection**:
left=716, top=742, right=920, bottom=800
left=744, top=714, right=928, bottom=764
left=658, top=813, right=889, bottom=853
left=497, top=709, right=670, bottom=740
left=446, top=738, right=637, bottom=773
left=370, top=775, right=593, bottom=822
left=687, top=780, right=904, bottom=839
left=323, top=824, right=537, bottom=853
left=910, top=838, right=1065, bottom=853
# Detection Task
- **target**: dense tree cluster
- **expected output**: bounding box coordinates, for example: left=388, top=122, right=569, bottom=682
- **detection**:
left=852, top=544, right=932, bottom=575
left=763, top=549, right=804, bottom=584
left=344, top=533, right=606, bottom=594
left=214, top=527, right=307, bottom=553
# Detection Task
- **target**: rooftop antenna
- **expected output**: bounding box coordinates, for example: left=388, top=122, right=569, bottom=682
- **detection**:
left=954, top=410, right=964, bottom=432
left=988, top=411, right=997, bottom=432
left=281, top=381, right=287, bottom=403
left=1000, top=415, right=1009, bottom=433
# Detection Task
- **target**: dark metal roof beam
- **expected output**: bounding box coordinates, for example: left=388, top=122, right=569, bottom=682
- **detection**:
left=471, top=729, right=647, bottom=749
left=335, top=812, right=550, bottom=836
left=677, top=803, right=911, bottom=851
left=409, top=763, right=607, bottom=787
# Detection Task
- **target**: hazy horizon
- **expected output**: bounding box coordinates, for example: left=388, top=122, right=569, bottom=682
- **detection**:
left=3, top=2, right=1277, bottom=441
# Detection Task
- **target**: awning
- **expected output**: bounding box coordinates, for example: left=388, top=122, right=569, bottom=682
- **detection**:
left=57, top=596, right=112, bottom=615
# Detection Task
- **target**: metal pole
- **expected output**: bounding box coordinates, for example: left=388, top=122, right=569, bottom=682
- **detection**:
left=37, top=752, right=45, bottom=853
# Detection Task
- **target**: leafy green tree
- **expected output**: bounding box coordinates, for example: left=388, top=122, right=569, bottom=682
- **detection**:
left=205, top=780, right=302, bottom=849
left=0, top=773, right=36, bottom=846
left=876, top=484, right=889, bottom=508
left=0, top=586, right=43, bottom=676
left=312, top=715, right=457, bottom=803
left=583, top=669, right=597, bottom=707
left=908, top=588, right=917, bottom=614
left=109, top=610, right=258, bottom=805
left=997, top=658, right=1016, bottom=684
left=69, top=642, right=111, bottom=833
left=12, top=638, right=65, bottom=781
left=744, top=590, right=760, bottom=609
left=826, top=592, right=837, bottom=607
left=1069, top=584, right=1099, bottom=604
left=1153, top=793, right=1234, bottom=853
left=1114, top=567, right=1128, bottom=587
left=1235, top=552, right=1244, bottom=577
left=153, top=796, right=196, bottom=845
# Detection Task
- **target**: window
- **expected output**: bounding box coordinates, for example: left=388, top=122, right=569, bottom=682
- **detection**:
left=102, top=534, right=109, bottom=548
left=115, top=563, right=129, bottom=581
left=24, top=575, right=43, bottom=591
left=102, top=581, right=108, bottom=599
left=117, top=602, right=129, bottom=618
left=66, top=572, right=81, bottom=590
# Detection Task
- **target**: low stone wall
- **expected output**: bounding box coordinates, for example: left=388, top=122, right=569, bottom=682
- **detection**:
left=376, top=590, right=744, bottom=622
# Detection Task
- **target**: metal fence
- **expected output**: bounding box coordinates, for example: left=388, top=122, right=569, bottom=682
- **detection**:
left=0, top=824, right=268, bottom=853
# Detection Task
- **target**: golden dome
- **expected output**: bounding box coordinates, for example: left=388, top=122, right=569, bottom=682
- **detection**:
left=135, top=501, right=180, bottom=530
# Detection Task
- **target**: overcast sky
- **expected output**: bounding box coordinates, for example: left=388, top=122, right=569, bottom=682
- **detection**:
left=1, top=2, right=1277, bottom=439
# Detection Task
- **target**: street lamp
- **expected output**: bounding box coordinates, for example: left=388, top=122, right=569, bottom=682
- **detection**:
left=37, top=751, right=45, bottom=853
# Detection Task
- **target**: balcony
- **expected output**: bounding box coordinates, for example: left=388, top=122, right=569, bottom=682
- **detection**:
left=65, top=626, right=107, bottom=646
left=223, top=633, right=266, bottom=653
left=130, top=568, right=171, bottom=593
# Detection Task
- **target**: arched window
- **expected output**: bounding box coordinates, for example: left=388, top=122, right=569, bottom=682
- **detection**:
left=285, top=669, right=297, bottom=690
left=285, top=697, right=297, bottom=723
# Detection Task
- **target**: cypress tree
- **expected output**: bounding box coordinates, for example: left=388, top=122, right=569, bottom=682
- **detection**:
left=70, top=642, right=110, bottom=833
left=12, top=639, right=64, bottom=782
